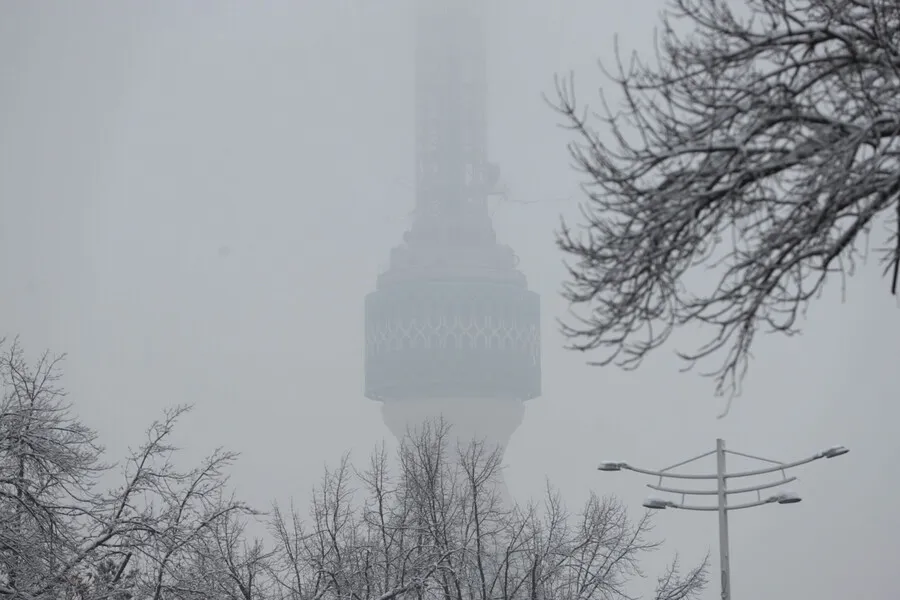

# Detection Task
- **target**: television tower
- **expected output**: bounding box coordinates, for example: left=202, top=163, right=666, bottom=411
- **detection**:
left=364, top=0, right=540, bottom=494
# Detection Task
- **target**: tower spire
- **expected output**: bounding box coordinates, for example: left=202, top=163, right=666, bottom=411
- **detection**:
left=410, top=0, right=496, bottom=247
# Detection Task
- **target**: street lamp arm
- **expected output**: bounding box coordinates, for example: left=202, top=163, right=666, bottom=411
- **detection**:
left=623, top=464, right=719, bottom=480
left=647, top=476, right=797, bottom=497
left=721, top=454, right=823, bottom=479
left=668, top=497, right=779, bottom=512
left=624, top=451, right=835, bottom=481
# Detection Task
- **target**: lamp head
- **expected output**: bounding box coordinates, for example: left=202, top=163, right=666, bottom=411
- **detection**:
left=598, top=461, right=626, bottom=472
left=822, top=445, right=849, bottom=459
left=772, top=491, right=802, bottom=505
left=642, top=496, right=670, bottom=510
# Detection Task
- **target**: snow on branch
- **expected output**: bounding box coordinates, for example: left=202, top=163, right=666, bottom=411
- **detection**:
left=552, top=0, right=900, bottom=402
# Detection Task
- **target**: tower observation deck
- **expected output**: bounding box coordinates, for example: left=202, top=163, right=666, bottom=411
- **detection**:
left=364, top=0, right=541, bottom=470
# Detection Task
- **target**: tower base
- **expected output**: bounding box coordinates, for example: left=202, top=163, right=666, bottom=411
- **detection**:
left=381, top=396, right=525, bottom=502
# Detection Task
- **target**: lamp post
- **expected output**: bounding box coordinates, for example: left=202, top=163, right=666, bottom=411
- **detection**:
left=598, top=440, right=848, bottom=600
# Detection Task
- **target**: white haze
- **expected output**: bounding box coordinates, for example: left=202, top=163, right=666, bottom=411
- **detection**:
left=1, top=1, right=897, bottom=598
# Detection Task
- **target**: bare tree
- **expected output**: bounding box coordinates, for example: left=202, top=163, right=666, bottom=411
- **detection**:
left=260, top=421, right=707, bottom=600
left=551, top=0, right=900, bottom=405
left=167, top=511, right=271, bottom=600
left=0, top=337, right=704, bottom=599
left=0, top=338, right=248, bottom=600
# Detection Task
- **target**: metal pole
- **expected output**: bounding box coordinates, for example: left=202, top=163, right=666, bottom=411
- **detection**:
left=716, top=438, right=731, bottom=600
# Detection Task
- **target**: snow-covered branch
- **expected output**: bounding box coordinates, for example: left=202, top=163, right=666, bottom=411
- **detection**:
left=553, top=0, right=900, bottom=401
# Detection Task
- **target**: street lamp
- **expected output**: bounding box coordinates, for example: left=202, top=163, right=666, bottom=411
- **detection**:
left=598, top=439, right=848, bottom=600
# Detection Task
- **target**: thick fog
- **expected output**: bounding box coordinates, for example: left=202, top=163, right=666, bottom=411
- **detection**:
left=1, top=1, right=896, bottom=598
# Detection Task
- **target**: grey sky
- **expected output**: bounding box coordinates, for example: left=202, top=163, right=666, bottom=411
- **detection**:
left=1, top=1, right=896, bottom=598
